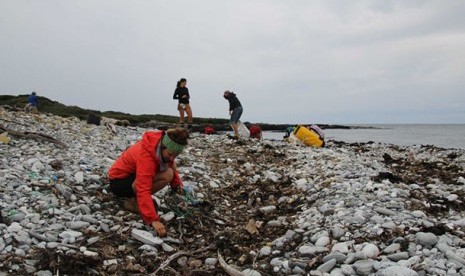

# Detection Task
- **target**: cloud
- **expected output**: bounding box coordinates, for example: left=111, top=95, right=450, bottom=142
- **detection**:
left=1, top=0, right=464, bottom=123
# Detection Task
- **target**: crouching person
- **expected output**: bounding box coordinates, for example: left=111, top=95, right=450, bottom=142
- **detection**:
left=108, top=128, right=189, bottom=237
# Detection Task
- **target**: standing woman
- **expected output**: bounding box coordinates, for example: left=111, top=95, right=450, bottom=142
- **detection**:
left=223, top=90, right=243, bottom=139
left=173, top=78, right=193, bottom=129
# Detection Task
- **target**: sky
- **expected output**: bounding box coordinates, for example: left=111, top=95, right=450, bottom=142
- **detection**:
left=1, top=1, right=465, bottom=124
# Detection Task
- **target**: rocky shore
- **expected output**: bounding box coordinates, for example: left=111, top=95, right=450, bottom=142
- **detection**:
left=1, top=108, right=465, bottom=276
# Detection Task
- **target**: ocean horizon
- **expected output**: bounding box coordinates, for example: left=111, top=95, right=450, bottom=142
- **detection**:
left=262, top=124, right=465, bottom=150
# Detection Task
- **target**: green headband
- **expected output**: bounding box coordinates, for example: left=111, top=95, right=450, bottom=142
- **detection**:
left=162, top=134, right=185, bottom=155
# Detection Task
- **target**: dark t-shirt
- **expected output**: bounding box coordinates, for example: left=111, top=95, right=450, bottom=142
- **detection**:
left=173, top=87, right=190, bottom=104
left=225, top=93, right=241, bottom=111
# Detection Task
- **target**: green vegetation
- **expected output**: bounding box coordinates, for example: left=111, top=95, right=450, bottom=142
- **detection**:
left=1, top=94, right=353, bottom=130
left=0, top=95, right=230, bottom=126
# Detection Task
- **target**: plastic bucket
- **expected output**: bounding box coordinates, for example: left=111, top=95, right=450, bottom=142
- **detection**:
left=293, top=125, right=324, bottom=147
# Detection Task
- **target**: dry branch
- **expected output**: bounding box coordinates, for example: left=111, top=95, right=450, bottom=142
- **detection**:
left=150, top=245, right=214, bottom=276
left=0, top=124, right=67, bottom=148
left=218, top=252, right=245, bottom=276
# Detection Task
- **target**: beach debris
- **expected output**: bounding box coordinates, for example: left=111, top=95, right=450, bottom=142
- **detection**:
left=0, top=123, right=66, bottom=148
left=1, top=108, right=465, bottom=275
left=245, top=219, right=259, bottom=235
left=131, top=229, right=163, bottom=246
left=218, top=252, right=244, bottom=276
left=0, top=132, right=10, bottom=144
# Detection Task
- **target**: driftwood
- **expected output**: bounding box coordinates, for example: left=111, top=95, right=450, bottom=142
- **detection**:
left=149, top=245, right=214, bottom=275
left=218, top=252, right=245, bottom=276
left=0, top=124, right=67, bottom=148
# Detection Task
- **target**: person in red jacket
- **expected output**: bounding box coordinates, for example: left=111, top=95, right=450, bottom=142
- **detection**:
left=108, top=128, right=189, bottom=237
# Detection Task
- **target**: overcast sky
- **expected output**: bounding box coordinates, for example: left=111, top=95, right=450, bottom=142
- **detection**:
left=1, top=1, right=464, bottom=124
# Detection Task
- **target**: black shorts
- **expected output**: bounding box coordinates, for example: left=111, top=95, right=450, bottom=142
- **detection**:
left=110, top=174, right=136, bottom=198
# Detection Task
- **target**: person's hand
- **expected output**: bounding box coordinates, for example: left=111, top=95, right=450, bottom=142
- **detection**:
left=152, top=221, right=166, bottom=237
left=229, top=110, right=232, bottom=115
left=182, top=95, right=188, bottom=98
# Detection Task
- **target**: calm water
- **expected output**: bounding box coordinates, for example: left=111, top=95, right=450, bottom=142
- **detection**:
left=262, top=124, right=465, bottom=150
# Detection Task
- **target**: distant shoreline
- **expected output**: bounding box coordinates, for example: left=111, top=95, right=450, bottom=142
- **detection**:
left=1, top=94, right=367, bottom=131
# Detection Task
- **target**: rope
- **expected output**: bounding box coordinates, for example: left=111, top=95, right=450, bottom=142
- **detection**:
left=167, top=191, right=199, bottom=218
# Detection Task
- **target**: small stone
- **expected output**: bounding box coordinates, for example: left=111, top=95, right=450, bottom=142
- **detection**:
left=362, top=243, right=379, bottom=259
left=35, top=271, right=53, bottom=276
left=66, top=221, right=90, bottom=229
left=87, top=237, right=100, bottom=245
left=331, top=242, right=350, bottom=254
left=0, top=238, right=5, bottom=251
left=9, top=213, right=26, bottom=222
left=59, top=230, right=83, bottom=239
left=353, top=260, right=374, bottom=276
left=139, top=244, right=158, bottom=252
left=259, top=206, right=276, bottom=213
left=187, top=258, right=202, bottom=268
left=376, top=266, right=418, bottom=276
left=446, top=194, right=458, bottom=201
left=416, top=232, right=438, bottom=247
left=205, top=258, right=218, bottom=266
left=315, top=236, right=330, bottom=247
left=270, top=257, right=284, bottom=267
left=374, top=207, right=396, bottom=216
left=83, top=250, right=98, bottom=257
left=383, top=243, right=401, bottom=254
left=74, top=172, right=84, bottom=184
left=131, top=229, right=163, bottom=246
left=317, top=258, right=336, bottom=273
left=298, top=245, right=329, bottom=255
left=162, top=243, right=174, bottom=252
left=31, top=161, right=44, bottom=172
left=177, top=256, right=188, bottom=267
left=411, top=211, right=426, bottom=218
left=260, top=246, right=272, bottom=256
left=46, top=242, right=59, bottom=249
left=331, top=226, right=346, bottom=239
left=242, top=269, right=261, bottom=276
left=161, top=212, right=175, bottom=222
left=103, top=259, right=118, bottom=266
left=322, top=252, right=347, bottom=263
left=387, top=252, right=409, bottom=261
left=341, top=264, right=356, bottom=275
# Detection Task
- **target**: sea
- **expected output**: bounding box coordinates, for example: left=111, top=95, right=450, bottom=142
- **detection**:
left=262, top=124, right=465, bottom=150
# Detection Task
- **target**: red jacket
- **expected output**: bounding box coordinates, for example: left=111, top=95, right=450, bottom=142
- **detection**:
left=108, top=131, right=183, bottom=224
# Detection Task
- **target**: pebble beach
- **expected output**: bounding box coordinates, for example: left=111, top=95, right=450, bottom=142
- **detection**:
left=1, top=107, right=465, bottom=276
